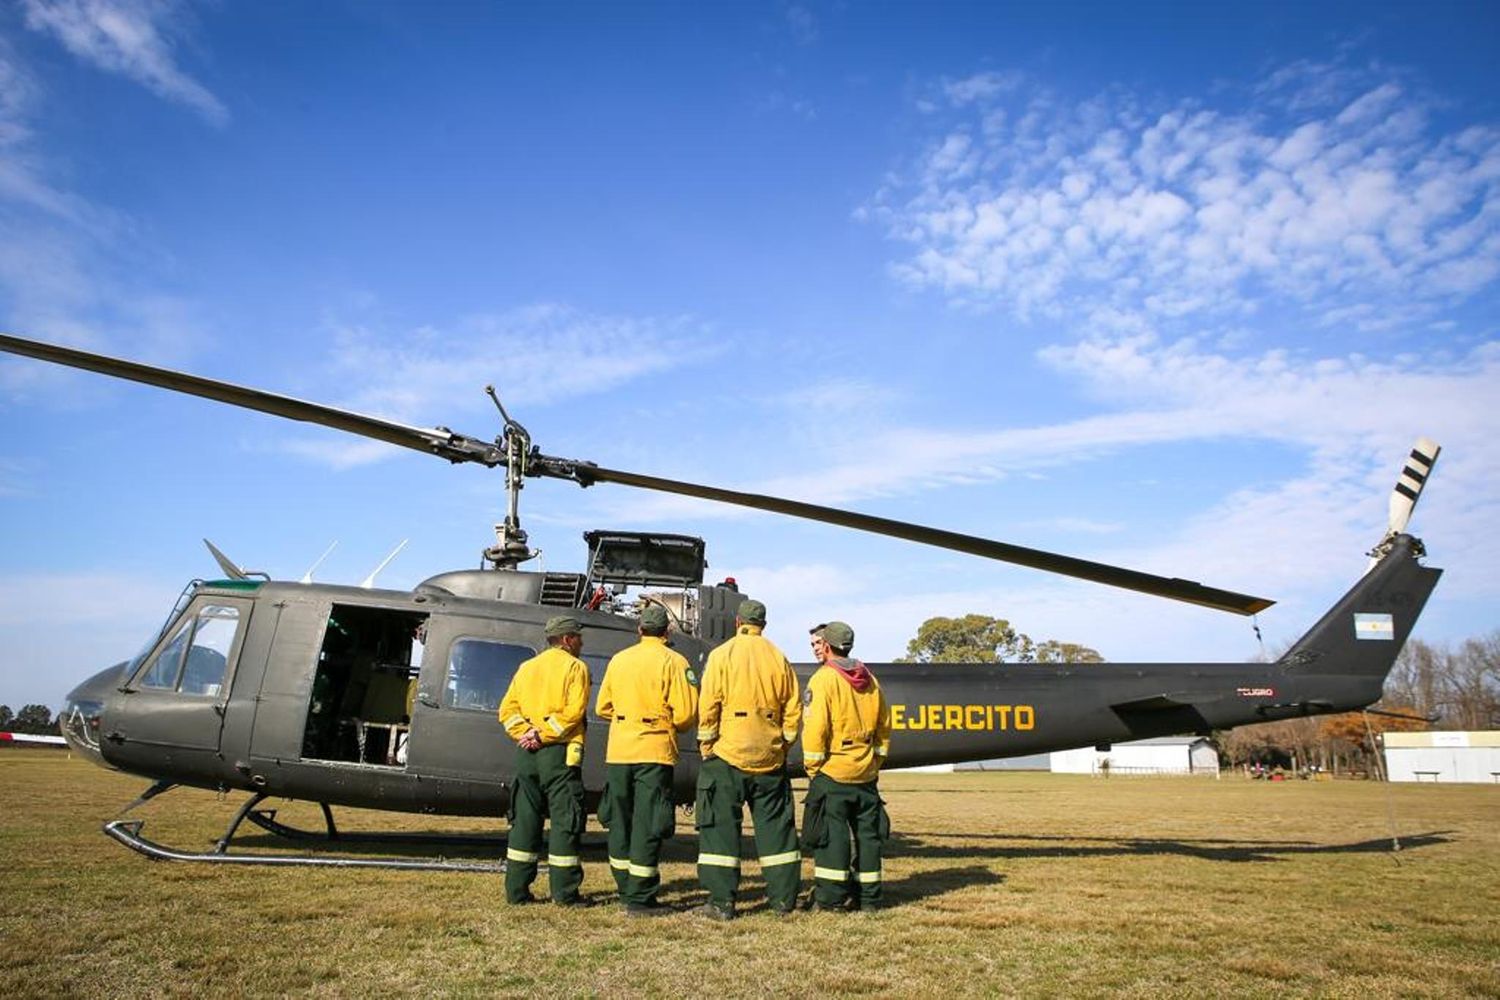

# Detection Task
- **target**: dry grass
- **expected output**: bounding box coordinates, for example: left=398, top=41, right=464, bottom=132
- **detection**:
left=2, top=749, right=1497, bottom=998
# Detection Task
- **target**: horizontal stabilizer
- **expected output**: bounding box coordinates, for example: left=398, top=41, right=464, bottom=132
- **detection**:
left=1110, top=692, right=1220, bottom=714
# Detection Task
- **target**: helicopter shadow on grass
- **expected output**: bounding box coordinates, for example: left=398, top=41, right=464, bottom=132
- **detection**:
left=882, top=830, right=1454, bottom=863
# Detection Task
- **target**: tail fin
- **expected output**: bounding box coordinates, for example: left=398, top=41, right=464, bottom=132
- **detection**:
left=1281, top=534, right=1440, bottom=678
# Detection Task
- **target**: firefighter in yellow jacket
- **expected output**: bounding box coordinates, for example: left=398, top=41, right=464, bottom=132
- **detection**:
left=802, top=620, right=891, bottom=911
left=594, top=603, right=699, bottom=915
left=694, top=598, right=801, bottom=919
left=498, top=615, right=591, bottom=906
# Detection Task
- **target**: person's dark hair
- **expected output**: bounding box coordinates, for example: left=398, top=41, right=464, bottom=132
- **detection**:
left=640, top=623, right=668, bottom=638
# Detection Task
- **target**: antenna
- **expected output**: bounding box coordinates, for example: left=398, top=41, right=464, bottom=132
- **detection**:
left=361, top=540, right=408, bottom=589
left=299, top=541, right=339, bottom=584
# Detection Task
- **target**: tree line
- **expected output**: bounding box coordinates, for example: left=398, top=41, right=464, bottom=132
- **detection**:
left=0, top=704, right=57, bottom=735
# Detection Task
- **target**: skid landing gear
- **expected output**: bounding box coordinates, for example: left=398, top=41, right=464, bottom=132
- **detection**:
left=104, top=784, right=507, bottom=872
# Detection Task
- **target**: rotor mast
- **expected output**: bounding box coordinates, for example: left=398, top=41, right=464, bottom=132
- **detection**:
left=482, top=385, right=539, bottom=570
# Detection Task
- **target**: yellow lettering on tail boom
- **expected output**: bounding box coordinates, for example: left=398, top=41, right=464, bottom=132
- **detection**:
left=888, top=704, right=1037, bottom=731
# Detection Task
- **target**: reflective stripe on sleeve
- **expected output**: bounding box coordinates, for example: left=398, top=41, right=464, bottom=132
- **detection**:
left=697, top=853, right=740, bottom=869
left=627, top=862, right=659, bottom=878
left=547, top=854, right=581, bottom=868
left=759, top=850, right=800, bottom=868
left=506, top=847, right=539, bottom=863
left=875, top=744, right=889, bottom=758
left=814, top=866, right=850, bottom=882
left=609, top=856, right=630, bottom=871
left=545, top=715, right=565, bottom=736
left=696, top=726, right=718, bottom=741
left=502, top=715, right=526, bottom=729
left=782, top=729, right=798, bottom=743
left=804, top=750, right=827, bottom=762
left=855, top=869, right=882, bottom=884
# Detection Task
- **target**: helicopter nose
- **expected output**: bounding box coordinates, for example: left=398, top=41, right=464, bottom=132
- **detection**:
left=58, top=663, right=127, bottom=768
left=58, top=697, right=109, bottom=766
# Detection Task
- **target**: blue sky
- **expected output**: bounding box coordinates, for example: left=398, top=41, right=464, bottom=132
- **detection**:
left=2, top=1, right=1497, bottom=710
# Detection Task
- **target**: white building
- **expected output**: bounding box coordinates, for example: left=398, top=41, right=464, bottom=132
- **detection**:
left=1050, top=736, right=1220, bottom=776
left=1383, top=731, right=1500, bottom=783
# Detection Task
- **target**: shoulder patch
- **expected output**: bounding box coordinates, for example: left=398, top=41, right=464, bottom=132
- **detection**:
left=802, top=685, right=814, bottom=706
left=685, top=667, right=699, bottom=688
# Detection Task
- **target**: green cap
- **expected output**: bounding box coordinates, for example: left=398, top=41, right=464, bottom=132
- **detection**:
left=544, top=615, right=582, bottom=637
left=639, top=604, right=669, bottom=630
left=736, top=599, right=767, bottom=625
left=821, top=620, right=854, bottom=651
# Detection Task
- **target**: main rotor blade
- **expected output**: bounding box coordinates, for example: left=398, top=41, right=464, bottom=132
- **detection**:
left=2, top=333, right=1275, bottom=614
left=0, top=334, right=504, bottom=466
left=541, top=458, right=1275, bottom=615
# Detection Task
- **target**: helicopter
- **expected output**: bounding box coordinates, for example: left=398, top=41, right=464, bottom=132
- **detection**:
left=1, top=332, right=1442, bottom=871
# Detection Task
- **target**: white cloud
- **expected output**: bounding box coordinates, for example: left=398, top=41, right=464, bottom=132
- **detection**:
left=265, top=306, right=724, bottom=468
left=943, top=71, right=1022, bottom=106
left=551, top=333, right=1500, bottom=669
left=20, top=0, right=227, bottom=125
left=785, top=5, right=818, bottom=46
left=540, top=335, right=1500, bottom=608
left=0, top=38, right=209, bottom=401
left=868, top=61, right=1500, bottom=329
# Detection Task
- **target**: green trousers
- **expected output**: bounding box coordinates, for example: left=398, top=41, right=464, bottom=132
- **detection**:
left=600, top=762, right=675, bottom=905
left=695, top=756, right=800, bottom=912
left=505, top=742, right=585, bottom=904
left=803, top=773, right=886, bottom=908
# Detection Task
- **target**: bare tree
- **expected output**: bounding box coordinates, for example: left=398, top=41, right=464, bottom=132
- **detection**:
left=1447, top=631, right=1500, bottom=730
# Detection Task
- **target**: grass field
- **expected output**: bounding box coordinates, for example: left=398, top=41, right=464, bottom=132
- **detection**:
left=1, top=749, right=1496, bottom=998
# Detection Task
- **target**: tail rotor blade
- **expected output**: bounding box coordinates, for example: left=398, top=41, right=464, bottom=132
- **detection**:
left=1389, top=437, right=1441, bottom=535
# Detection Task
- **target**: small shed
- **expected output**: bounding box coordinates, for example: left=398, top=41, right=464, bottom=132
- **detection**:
left=1050, top=736, right=1220, bottom=776
left=1383, top=731, right=1500, bottom=783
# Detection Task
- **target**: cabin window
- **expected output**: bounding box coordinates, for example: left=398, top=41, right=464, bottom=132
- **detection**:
left=136, top=604, right=240, bottom=696
left=444, top=640, right=535, bottom=713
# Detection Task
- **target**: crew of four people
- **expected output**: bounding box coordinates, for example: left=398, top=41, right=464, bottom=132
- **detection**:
left=497, top=599, right=891, bottom=915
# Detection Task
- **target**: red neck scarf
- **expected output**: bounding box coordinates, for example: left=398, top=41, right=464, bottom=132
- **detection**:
left=827, top=655, right=873, bottom=692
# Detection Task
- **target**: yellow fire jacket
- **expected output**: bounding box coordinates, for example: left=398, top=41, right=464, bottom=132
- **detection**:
left=696, top=625, right=801, bottom=774
left=595, top=635, right=699, bottom=765
left=802, top=662, right=891, bottom=784
left=498, top=645, right=590, bottom=748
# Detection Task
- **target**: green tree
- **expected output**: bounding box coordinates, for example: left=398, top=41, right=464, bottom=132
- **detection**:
left=0, top=705, right=12, bottom=730
left=13, top=704, right=54, bottom=735
left=897, top=614, right=1103, bottom=664
left=1034, top=640, right=1106, bottom=664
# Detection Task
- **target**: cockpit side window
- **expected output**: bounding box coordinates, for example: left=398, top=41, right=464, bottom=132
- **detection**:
left=179, top=605, right=239, bottom=696
left=140, top=620, right=191, bottom=689
left=444, top=639, right=535, bottom=713
left=135, top=603, right=241, bottom=696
